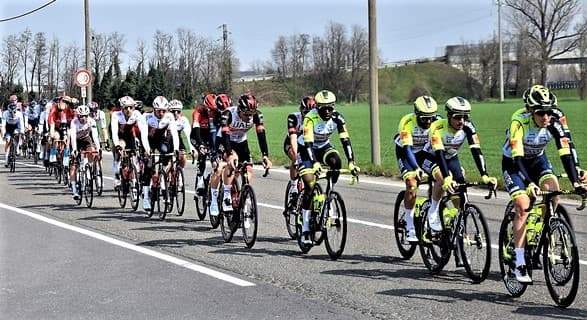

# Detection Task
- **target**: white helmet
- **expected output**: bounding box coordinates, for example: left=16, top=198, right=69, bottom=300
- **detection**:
left=153, top=96, right=169, bottom=111
left=119, top=96, right=136, bottom=108
left=445, top=96, right=471, bottom=115
left=168, top=99, right=183, bottom=112
left=77, top=104, right=91, bottom=116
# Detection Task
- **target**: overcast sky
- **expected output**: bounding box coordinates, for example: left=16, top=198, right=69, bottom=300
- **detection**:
left=0, top=0, right=525, bottom=70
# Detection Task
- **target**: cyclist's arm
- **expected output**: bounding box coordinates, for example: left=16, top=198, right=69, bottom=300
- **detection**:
left=254, top=112, right=269, bottom=157
left=91, top=120, right=101, bottom=150
left=302, top=115, right=317, bottom=162
left=509, top=119, right=533, bottom=185
left=548, top=121, right=580, bottom=184
left=553, top=107, right=580, bottom=167
left=181, top=116, right=194, bottom=154
left=287, top=114, right=299, bottom=156
left=137, top=113, right=150, bottom=154
left=190, top=110, right=203, bottom=147
left=333, top=112, right=354, bottom=162
left=397, top=115, right=418, bottom=169
left=70, top=122, right=78, bottom=151
left=110, top=112, right=121, bottom=147
left=429, top=121, right=450, bottom=177
left=464, top=121, right=488, bottom=176
left=98, top=111, right=109, bottom=141
left=219, top=110, right=233, bottom=155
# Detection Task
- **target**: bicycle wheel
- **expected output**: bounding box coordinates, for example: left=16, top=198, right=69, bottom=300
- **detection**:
left=147, top=187, right=159, bottom=218
left=32, top=140, right=38, bottom=164
left=84, top=165, right=94, bottom=208
left=543, top=217, right=580, bottom=307
left=94, top=161, right=103, bottom=196
left=75, top=168, right=83, bottom=206
left=418, top=204, right=449, bottom=273
left=117, top=171, right=128, bottom=209
left=498, top=204, right=528, bottom=298
left=393, top=191, right=417, bottom=260
left=295, top=186, right=316, bottom=254
left=283, top=180, right=298, bottom=240
left=158, top=170, right=170, bottom=221
left=194, top=175, right=208, bottom=221
left=175, top=169, right=186, bottom=216
left=220, top=210, right=238, bottom=243
left=9, top=143, right=16, bottom=173
left=459, top=204, right=491, bottom=283
left=241, top=185, right=258, bottom=248
left=324, top=191, right=347, bottom=260
left=209, top=185, right=221, bottom=229
left=129, top=165, right=140, bottom=212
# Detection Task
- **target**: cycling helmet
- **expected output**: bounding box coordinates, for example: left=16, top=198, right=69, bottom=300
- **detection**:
left=89, top=101, right=99, bottom=111
left=203, top=93, right=217, bottom=109
left=58, top=95, right=73, bottom=110
left=315, top=90, right=336, bottom=108
left=77, top=105, right=91, bottom=117
left=7, top=103, right=17, bottom=112
left=30, top=100, right=38, bottom=107
left=153, top=96, right=169, bottom=111
left=413, top=96, right=437, bottom=116
left=215, top=94, right=231, bottom=111
left=299, top=96, right=316, bottom=114
left=445, top=96, right=472, bottom=115
left=135, top=100, right=143, bottom=111
left=119, top=96, right=136, bottom=108
left=71, top=97, right=80, bottom=106
left=169, top=99, right=183, bottom=112
left=237, top=94, right=258, bottom=114
left=40, top=98, right=48, bottom=106
left=523, top=85, right=552, bottom=112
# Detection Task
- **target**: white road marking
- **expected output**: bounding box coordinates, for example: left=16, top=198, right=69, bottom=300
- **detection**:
left=0, top=202, right=255, bottom=287
left=9, top=160, right=587, bottom=266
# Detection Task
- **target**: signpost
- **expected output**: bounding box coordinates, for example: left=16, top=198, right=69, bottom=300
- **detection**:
left=74, top=68, right=91, bottom=105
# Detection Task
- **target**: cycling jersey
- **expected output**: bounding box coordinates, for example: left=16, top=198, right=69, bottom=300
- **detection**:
left=502, top=111, right=567, bottom=159
left=218, top=106, right=268, bottom=159
left=110, top=110, right=149, bottom=152
left=2, top=110, right=24, bottom=138
left=394, top=113, right=440, bottom=152
left=48, top=105, right=74, bottom=126
left=70, top=117, right=100, bottom=151
left=145, top=112, right=179, bottom=153
left=174, top=114, right=194, bottom=153
left=90, top=109, right=107, bottom=130
left=425, top=119, right=480, bottom=158
left=300, top=109, right=348, bottom=149
left=283, top=111, right=303, bottom=154
left=38, top=110, right=50, bottom=134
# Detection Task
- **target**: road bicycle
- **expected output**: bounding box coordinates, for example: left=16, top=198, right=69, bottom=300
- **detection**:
left=116, top=148, right=141, bottom=211
left=283, top=172, right=304, bottom=239
left=6, top=134, right=19, bottom=173
left=295, top=168, right=357, bottom=260
left=194, top=148, right=213, bottom=221
left=219, top=161, right=269, bottom=248
left=167, top=151, right=187, bottom=216
left=419, top=181, right=495, bottom=283
left=71, top=150, right=98, bottom=208
left=146, top=153, right=174, bottom=220
left=498, top=188, right=586, bottom=307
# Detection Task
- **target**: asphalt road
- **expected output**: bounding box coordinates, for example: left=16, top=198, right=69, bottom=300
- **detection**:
left=1, top=150, right=586, bottom=320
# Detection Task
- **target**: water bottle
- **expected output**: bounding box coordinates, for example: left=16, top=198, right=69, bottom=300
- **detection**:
left=63, top=148, right=70, bottom=167
left=49, top=147, right=57, bottom=163
left=526, top=207, right=541, bottom=245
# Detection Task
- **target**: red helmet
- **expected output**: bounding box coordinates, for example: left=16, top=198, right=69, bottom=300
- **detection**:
left=215, top=94, right=231, bottom=111
left=300, top=96, right=316, bottom=114
left=237, top=94, right=258, bottom=114
left=203, top=93, right=217, bottom=110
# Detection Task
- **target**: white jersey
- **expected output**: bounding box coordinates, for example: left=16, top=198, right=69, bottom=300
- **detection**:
left=38, top=110, right=49, bottom=133
left=144, top=112, right=179, bottom=152
left=174, top=115, right=193, bottom=153
left=91, top=109, right=107, bottom=129
left=70, top=117, right=100, bottom=151
left=1, top=110, right=24, bottom=131
left=220, top=106, right=262, bottom=144
left=110, top=109, right=149, bottom=152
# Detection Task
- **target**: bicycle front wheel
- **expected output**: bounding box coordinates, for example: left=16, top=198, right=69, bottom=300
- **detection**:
left=129, top=165, right=140, bottom=212
left=117, top=172, right=128, bottom=209
left=84, top=165, right=94, bottom=208
left=283, top=180, right=298, bottom=240
left=459, top=204, right=491, bottom=283
left=543, top=216, right=580, bottom=308
left=241, top=185, right=258, bottom=248
left=94, top=161, right=103, bottom=196
left=158, top=170, right=170, bottom=221
left=175, top=169, right=186, bottom=216
left=323, top=191, right=347, bottom=260
left=418, top=206, right=449, bottom=273
left=75, top=169, right=83, bottom=206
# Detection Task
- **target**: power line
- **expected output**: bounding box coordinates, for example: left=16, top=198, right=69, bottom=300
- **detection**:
left=0, top=0, right=56, bottom=23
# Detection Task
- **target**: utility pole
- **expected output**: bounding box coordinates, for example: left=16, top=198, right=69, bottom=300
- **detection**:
left=220, top=24, right=232, bottom=93
left=84, top=0, right=92, bottom=105
left=497, top=0, right=504, bottom=102
left=368, top=0, right=381, bottom=165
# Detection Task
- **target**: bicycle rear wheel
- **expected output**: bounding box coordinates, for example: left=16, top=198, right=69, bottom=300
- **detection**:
left=241, top=185, right=258, bottom=248
left=84, top=165, right=94, bottom=208
left=75, top=168, right=83, bottom=206
left=94, top=161, right=103, bottom=196
left=220, top=211, right=238, bottom=243
left=393, top=191, right=417, bottom=260
left=158, top=170, right=170, bottom=221
left=194, top=176, right=208, bottom=220
left=543, top=216, right=580, bottom=307
left=498, top=204, right=528, bottom=298
left=283, top=180, right=298, bottom=240
left=459, top=204, right=491, bottom=283
left=117, top=172, right=128, bottom=209
left=175, top=169, right=186, bottom=216
left=147, top=187, right=159, bottom=218
left=129, top=165, right=140, bottom=212
left=323, top=191, right=347, bottom=260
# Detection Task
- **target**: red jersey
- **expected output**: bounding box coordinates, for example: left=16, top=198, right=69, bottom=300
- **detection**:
left=192, top=105, right=214, bottom=129
left=48, top=105, right=75, bottom=126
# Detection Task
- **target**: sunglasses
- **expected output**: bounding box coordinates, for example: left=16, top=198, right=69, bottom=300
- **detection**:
left=534, top=110, right=552, bottom=117
left=451, top=114, right=469, bottom=121
left=172, top=110, right=182, bottom=114
left=79, top=115, right=88, bottom=118
left=418, top=116, right=435, bottom=122
left=123, top=106, right=134, bottom=110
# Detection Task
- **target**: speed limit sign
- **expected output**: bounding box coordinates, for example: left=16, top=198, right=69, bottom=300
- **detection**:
left=74, top=69, right=92, bottom=87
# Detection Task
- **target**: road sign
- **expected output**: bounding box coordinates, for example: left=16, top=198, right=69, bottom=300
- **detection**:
left=81, top=86, right=87, bottom=98
left=74, top=69, right=91, bottom=87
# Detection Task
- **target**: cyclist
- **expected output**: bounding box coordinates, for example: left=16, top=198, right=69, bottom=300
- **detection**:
left=191, top=93, right=217, bottom=194
left=69, top=105, right=101, bottom=200
left=502, top=85, right=586, bottom=283
left=1, top=102, right=24, bottom=167
left=111, top=96, right=150, bottom=191
left=297, top=90, right=359, bottom=244
left=89, top=101, right=110, bottom=150
left=394, top=95, right=440, bottom=241
left=169, top=99, right=195, bottom=167
left=48, top=96, right=75, bottom=164
left=142, top=96, right=179, bottom=210
left=209, top=93, right=272, bottom=216
left=424, top=97, right=497, bottom=232
left=38, top=100, right=52, bottom=166
left=284, top=95, right=316, bottom=199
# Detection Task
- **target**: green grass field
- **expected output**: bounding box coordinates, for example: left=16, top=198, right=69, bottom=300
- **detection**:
left=238, top=98, right=586, bottom=186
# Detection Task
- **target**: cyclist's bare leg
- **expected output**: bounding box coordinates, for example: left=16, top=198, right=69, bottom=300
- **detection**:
left=287, top=147, right=297, bottom=180
left=404, top=176, right=418, bottom=210
left=540, top=175, right=560, bottom=208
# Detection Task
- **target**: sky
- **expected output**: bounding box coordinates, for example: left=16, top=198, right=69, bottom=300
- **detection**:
left=1, top=0, right=513, bottom=71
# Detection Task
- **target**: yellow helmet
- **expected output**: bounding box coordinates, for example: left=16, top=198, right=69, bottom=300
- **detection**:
left=314, top=90, right=336, bottom=107
left=413, top=96, right=437, bottom=116
left=523, top=85, right=552, bottom=111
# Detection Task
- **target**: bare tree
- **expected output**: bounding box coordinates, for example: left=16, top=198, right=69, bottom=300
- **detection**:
left=506, top=0, right=587, bottom=83
left=108, top=32, right=126, bottom=78
left=62, top=43, right=82, bottom=95
left=17, top=29, right=33, bottom=93
left=33, top=32, right=48, bottom=97
left=578, top=19, right=587, bottom=99
left=347, top=25, right=368, bottom=102
left=272, top=35, right=289, bottom=79
left=132, top=38, right=148, bottom=76
left=152, top=30, right=175, bottom=73
left=91, top=31, right=111, bottom=85
left=1, top=34, right=21, bottom=86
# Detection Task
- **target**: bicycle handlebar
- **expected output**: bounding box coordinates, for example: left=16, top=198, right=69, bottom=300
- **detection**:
left=526, top=189, right=587, bottom=212
left=448, top=181, right=497, bottom=200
